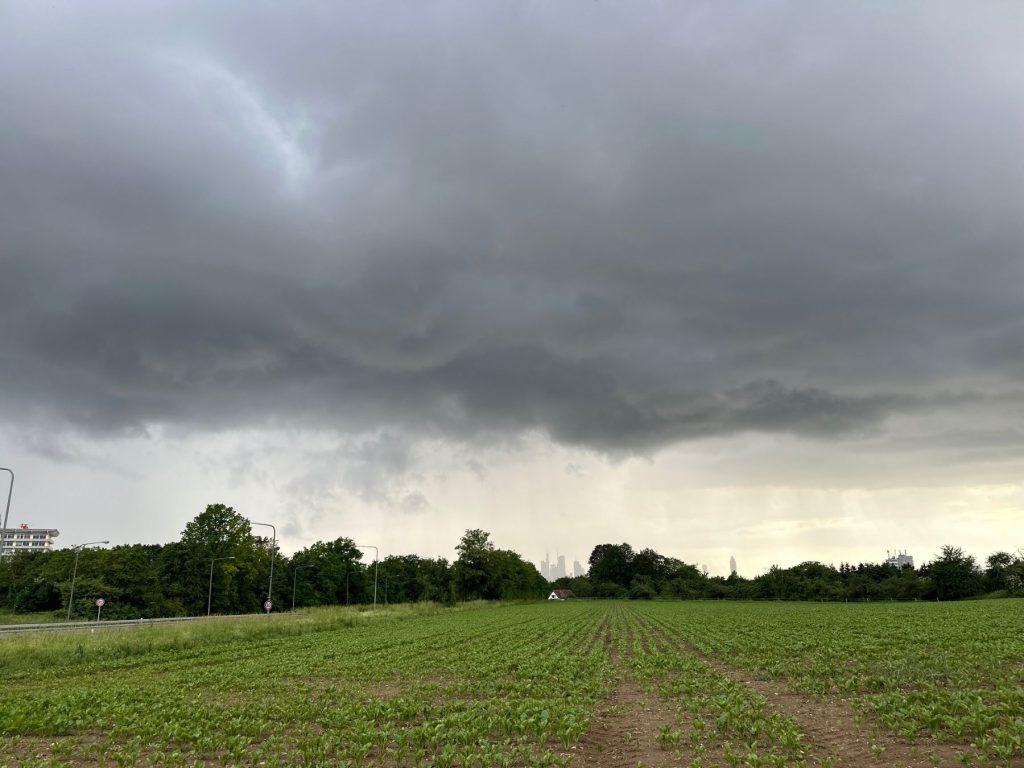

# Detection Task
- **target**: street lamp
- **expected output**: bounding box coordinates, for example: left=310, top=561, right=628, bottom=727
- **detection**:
left=356, top=544, right=378, bottom=609
left=66, top=540, right=109, bottom=621
left=208, top=556, right=236, bottom=616
left=291, top=564, right=311, bottom=611
left=0, top=468, right=12, bottom=559
left=250, top=521, right=276, bottom=611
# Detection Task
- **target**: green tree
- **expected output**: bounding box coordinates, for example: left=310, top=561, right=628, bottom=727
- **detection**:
left=588, top=544, right=635, bottom=588
left=629, top=575, right=657, bottom=600
left=451, top=529, right=545, bottom=600
left=169, top=504, right=266, bottom=615
left=926, top=546, right=983, bottom=601
left=1005, top=554, right=1024, bottom=596
left=489, top=549, right=546, bottom=599
left=985, top=551, right=1015, bottom=592
left=453, top=529, right=495, bottom=600
left=378, top=554, right=452, bottom=604
left=181, top=504, right=253, bottom=552
left=291, top=537, right=366, bottom=607
left=631, top=548, right=669, bottom=581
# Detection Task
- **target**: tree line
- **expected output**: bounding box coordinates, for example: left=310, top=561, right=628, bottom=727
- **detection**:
left=0, top=504, right=545, bottom=619
left=3, top=506, right=1020, bottom=619
left=550, top=543, right=1024, bottom=601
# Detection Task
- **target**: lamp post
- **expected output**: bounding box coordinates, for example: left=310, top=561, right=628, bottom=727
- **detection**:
left=291, top=564, right=310, bottom=611
left=207, top=556, right=236, bottom=616
left=0, top=468, right=12, bottom=559
left=250, top=521, right=276, bottom=611
left=66, top=540, right=109, bottom=621
left=356, top=544, right=378, bottom=609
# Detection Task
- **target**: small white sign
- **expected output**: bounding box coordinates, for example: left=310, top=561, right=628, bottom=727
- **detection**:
left=95, top=598, right=105, bottom=607
left=263, top=599, right=272, bottom=613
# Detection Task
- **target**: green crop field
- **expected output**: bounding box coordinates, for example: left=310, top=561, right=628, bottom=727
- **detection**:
left=1, top=600, right=1021, bottom=768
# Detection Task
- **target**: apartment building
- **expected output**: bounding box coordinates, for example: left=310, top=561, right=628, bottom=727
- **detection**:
left=1, top=524, right=60, bottom=557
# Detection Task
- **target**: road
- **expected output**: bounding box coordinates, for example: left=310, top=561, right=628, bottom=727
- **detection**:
left=0, top=613, right=275, bottom=636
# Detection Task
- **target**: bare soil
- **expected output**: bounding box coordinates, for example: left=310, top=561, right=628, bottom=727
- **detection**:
left=568, top=672, right=695, bottom=768
left=636, top=613, right=996, bottom=768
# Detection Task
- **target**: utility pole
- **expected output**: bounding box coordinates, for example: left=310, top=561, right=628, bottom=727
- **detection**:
left=250, top=521, right=277, bottom=611
left=0, top=468, right=12, bottom=559
left=291, top=564, right=310, bottom=611
left=207, top=556, right=235, bottom=616
left=66, top=541, right=109, bottom=621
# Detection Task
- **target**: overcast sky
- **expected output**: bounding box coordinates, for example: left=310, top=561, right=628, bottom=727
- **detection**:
left=2, top=2, right=1022, bottom=575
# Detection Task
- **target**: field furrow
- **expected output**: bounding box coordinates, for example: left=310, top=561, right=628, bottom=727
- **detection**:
left=1, top=599, right=1021, bottom=767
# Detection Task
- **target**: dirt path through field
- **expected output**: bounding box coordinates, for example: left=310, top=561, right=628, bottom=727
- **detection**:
left=636, top=609, right=982, bottom=768
left=568, top=607, right=697, bottom=767
left=569, top=605, right=1000, bottom=768
left=711, top=668, right=973, bottom=768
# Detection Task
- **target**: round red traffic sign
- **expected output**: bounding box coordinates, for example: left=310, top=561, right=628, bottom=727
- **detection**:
left=95, top=598, right=105, bottom=607
left=263, top=599, right=272, bottom=612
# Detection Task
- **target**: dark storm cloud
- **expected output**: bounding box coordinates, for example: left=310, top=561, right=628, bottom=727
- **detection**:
left=2, top=2, right=1023, bottom=454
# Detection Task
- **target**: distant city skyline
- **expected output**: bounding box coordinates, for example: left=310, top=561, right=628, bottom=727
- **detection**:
left=535, top=548, right=925, bottom=582
left=539, top=552, right=587, bottom=582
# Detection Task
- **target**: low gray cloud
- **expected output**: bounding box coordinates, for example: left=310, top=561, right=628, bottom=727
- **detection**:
left=2, top=2, right=1023, bottom=462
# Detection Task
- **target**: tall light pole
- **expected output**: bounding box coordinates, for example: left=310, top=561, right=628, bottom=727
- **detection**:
left=356, top=544, right=378, bottom=609
left=291, top=564, right=310, bottom=611
left=66, top=540, right=109, bottom=621
left=208, top=556, right=235, bottom=616
left=0, top=468, right=13, bottom=559
left=250, top=521, right=276, bottom=611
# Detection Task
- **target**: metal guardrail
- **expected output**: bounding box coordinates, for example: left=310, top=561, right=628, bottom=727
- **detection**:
left=0, top=613, right=277, bottom=636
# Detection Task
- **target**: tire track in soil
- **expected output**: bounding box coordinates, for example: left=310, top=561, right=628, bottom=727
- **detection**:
left=637, top=610, right=989, bottom=768
left=568, top=607, right=695, bottom=768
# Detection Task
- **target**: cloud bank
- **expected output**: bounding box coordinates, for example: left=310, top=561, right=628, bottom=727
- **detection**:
left=2, top=2, right=1023, bottom=467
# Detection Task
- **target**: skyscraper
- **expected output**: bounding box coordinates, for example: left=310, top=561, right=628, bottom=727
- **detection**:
left=729, top=555, right=737, bottom=576
left=541, top=552, right=586, bottom=581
